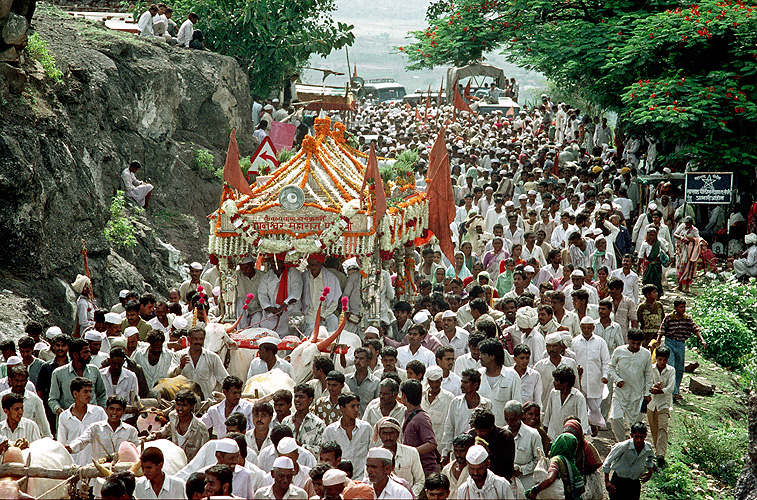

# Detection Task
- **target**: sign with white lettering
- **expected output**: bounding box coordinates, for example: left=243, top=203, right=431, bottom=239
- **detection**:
left=685, top=172, right=733, bottom=204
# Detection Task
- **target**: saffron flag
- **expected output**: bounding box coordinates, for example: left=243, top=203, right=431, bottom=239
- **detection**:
left=425, top=85, right=431, bottom=122
left=360, top=142, right=387, bottom=225
left=425, top=127, right=456, bottom=262
left=415, top=105, right=421, bottom=123
left=454, top=82, right=475, bottom=116
left=223, top=129, right=253, bottom=197
left=464, top=79, right=471, bottom=99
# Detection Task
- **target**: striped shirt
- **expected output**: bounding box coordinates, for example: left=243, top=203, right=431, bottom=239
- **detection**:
left=658, top=314, right=700, bottom=342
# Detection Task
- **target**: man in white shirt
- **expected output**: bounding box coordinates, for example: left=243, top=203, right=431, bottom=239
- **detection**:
left=608, top=329, right=653, bottom=442
left=200, top=437, right=262, bottom=498
left=453, top=333, right=484, bottom=376
left=522, top=232, right=546, bottom=267
left=66, top=395, right=139, bottom=460
left=434, top=346, right=462, bottom=397
left=440, top=369, right=493, bottom=460
left=542, top=365, right=589, bottom=439
left=503, top=400, right=543, bottom=491
left=247, top=338, right=294, bottom=380
left=0, top=365, right=50, bottom=437
left=254, top=456, right=308, bottom=499
left=177, top=13, right=198, bottom=48
left=100, top=347, right=138, bottom=413
left=422, top=367, right=454, bottom=444
left=57, top=377, right=107, bottom=466
left=322, top=393, right=372, bottom=478
left=572, top=317, right=610, bottom=435
left=0, top=392, right=41, bottom=443
left=457, top=444, right=515, bottom=499
left=397, top=325, right=436, bottom=369
left=610, top=254, right=640, bottom=305
left=135, top=446, right=187, bottom=499
left=434, top=310, right=468, bottom=358
left=366, top=447, right=413, bottom=499
left=132, top=329, right=174, bottom=390
left=550, top=212, right=578, bottom=249
left=301, top=254, right=342, bottom=333
left=137, top=5, right=159, bottom=38
left=202, top=376, right=253, bottom=438
left=169, top=326, right=228, bottom=400
left=534, top=334, right=580, bottom=408
left=477, top=339, right=521, bottom=427
left=594, top=300, right=625, bottom=355
left=647, top=346, right=675, bottom=465
left=375, top=417, right=424, bottom=497
left=563, top=270, right=599, bottom=309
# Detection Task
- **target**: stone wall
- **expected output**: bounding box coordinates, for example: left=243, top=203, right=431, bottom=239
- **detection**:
left=0, top=0, right=33, bottom=62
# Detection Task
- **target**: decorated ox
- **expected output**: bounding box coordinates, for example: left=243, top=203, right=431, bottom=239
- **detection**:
left=149, top=375, right=203, bottom=401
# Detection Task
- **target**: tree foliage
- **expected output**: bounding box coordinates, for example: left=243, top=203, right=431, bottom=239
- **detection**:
left=141, top=0, right=354, bottom=97
left=400, top=0, right=757, bottom=172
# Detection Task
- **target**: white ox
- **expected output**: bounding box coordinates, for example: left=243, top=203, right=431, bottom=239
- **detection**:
left=21, top=438, right=75, bottom=499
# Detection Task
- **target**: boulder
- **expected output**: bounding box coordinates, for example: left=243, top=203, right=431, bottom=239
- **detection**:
left=0, top=46, right=16, bottom=62
left=0, top=60, right=25, bottom=92
left=1, top=12, right=27, bottom=45
left=689, top=376, right=715, bottom=396
left=684, top=361, right=699, bottom=373
left=0, top=0, right=12, bottom=19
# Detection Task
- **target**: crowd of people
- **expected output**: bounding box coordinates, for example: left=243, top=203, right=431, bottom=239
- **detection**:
left=3, top=92, right=755, bottom=500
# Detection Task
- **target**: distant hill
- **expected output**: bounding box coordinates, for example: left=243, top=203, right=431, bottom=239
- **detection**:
left=303, top=0, right=546, bottom=104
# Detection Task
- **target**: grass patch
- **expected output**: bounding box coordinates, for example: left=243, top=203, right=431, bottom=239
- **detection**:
left=194, top=149, right=222, bottom=179
left=104, top=190, right=144, bottom=249
left=26, top=32, right=63, bottom=84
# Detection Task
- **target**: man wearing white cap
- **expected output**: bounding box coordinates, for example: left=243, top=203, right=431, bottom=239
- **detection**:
left=247, top=337, right=294, bottom=380
left=373, top=416, right=424, bottom=496
left=321, top=469, right=347, bottom=499
left=180, top=262, right=212, bottom=305
left=85, top=330, right=107, bottom=369
left=572, top=317, right=610, bottom=435
left=258, top=436, right=311, bottom=489
left=563, top=270, right=599, bottom=310
left=366, top=447, right=413, bottom=499
left=234, top=256, right=264, bottom=329
left=457, top=444, right=515, bottom=499
left=385, top=310, right=443, bottom=354
left=534, top=333, right=579, bottom=406
left=258, top=253, right=303, bottom=335
left=200, top=438, right=260, bottom=498
left=255, top=456, right=308, bottom=499
left=101, top=312, right=123, bottom=355
left=71, top=274, right=95, bottom=339
left=421, top=365, right=454, bottom=444
left=111, top=289, right=130, bottom=315
left=434, top=310, right=469, bottom=358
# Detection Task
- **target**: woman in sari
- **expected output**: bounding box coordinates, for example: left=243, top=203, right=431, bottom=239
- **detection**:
left=595, top=266, right=610, bottom=300
left=432, top=267, right=447, bottom=287
left=673, top=216, right=701, bottom=292
left=511, top=243, right=527, bottom=267
left=446, top=251, right=472, bottom=280
left=527, top=433, right=585, bottom=500
left=483, top=237, right=509, bottom=278
left=555, top=264, right=574, bottom=292
left=639, top=226, right=667, bottom=297
left=496, top=258, right=515, bottom=296
left=460, top=241, right=479, bottom=272
left=563, top=419, right=603, bottom=500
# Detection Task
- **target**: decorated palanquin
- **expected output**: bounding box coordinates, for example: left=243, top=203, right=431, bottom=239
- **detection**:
left=208, top=117, right=429, bottom=322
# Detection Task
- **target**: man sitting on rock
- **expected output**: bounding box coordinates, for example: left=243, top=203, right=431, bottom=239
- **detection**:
left=177, top=12, right=199, bottom=48
left=121, top=161, right=153, bottom=208
left=137, top=5, right=160, bottom=39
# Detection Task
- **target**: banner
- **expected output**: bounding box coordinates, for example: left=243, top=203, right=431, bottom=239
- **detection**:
left=685, top=172, right=733, bottom=204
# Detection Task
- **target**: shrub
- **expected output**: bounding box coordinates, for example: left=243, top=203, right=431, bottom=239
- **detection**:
left=680, top=416, right=745, bottom=487
left=26, top=33, right=64, bottom=84
left=194, top=149, right=222, bottom=179
left=104, top=191, right=143, bottom=249
left=689, top=309, right=753, bottom=369
left=647, top=459, right=701, bottom=500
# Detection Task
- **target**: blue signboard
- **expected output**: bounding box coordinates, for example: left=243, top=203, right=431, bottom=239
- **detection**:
left=685, top=172, right=733, bottom=204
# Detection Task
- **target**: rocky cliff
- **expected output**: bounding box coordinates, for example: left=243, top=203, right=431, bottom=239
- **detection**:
left=0, top=4, right=255, bottom=334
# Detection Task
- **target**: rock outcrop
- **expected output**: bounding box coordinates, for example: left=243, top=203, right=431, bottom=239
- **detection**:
left=735, top=393, right=757, bottom=500
left=0, top=6, right=255, bottom=334
left=0, top=0, right=33, bottom=62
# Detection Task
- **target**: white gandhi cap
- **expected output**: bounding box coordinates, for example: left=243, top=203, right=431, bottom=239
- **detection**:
left=466, top=444, right=489, bottom=465
left=277, top=437, right=298, bottom=454
left=105, top=312, right=121, bottom=324
left=322, top=469, right=348, bottom=486
left=190, top=262, right=203, bottom=270
left=273, top=456, right=294, bottom=469
left=216, top=438, right=239, bottom=454
left=367, top=447, right=394, bottom=460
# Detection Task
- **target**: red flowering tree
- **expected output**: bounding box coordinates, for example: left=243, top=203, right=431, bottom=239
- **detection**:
left=400, top=0, right=757, bottom=172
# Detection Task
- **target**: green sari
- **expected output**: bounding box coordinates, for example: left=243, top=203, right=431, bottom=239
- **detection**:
left=549, top=433, right=585, bottom=500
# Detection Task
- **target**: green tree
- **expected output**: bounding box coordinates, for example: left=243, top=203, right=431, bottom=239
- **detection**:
left=400, top=0, right=757, bottom=173
left=142, top=0, right=354, bottom=97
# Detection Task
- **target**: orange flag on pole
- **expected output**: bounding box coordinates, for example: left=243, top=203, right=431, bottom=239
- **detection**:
left=360, top=142, right=387, bottom=225
left=454, top=83, right=475, bottom=116
left=425, top=127, right=456, bottom=263
left=415, top=105, right=421, bottom=123
left=223, top=129, right=253, bottom=197
left=464, top=79, right=472, bottom=99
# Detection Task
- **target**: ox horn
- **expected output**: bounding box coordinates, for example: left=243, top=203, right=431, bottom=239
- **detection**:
left=316, top=308, right=349, bottom=352
left=92, top=460, right=112, bottom=478
left=130, top=460, right=143, bottom=477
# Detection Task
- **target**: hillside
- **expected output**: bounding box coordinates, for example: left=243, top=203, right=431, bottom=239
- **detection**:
left=0, top=4, right=255, bottom=334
